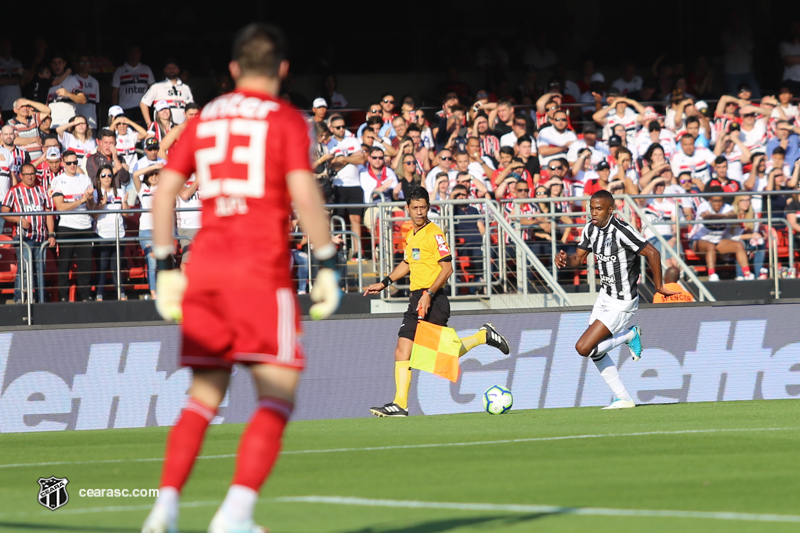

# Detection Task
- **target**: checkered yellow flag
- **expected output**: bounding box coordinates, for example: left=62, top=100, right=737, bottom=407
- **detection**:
left=409, top=321, right=461, bottom=382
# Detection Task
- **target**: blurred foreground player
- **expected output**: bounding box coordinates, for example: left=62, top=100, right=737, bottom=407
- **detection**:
left=555, top=191, right=677, bottom=409
left=142, top=24, right=341, bottom=533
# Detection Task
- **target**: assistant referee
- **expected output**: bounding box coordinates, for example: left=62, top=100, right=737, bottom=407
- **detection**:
left=363, top=186, right=509, bottom=417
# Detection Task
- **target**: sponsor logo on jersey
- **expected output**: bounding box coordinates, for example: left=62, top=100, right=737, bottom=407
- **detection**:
left=595, top=254, right=618, bottom=263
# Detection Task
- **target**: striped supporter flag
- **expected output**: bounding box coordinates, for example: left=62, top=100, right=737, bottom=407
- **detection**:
left=409, top=321, right=461, bottom=383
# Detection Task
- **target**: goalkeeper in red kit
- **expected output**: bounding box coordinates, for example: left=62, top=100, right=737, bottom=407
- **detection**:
left=142, top=24, right=340, bottom=533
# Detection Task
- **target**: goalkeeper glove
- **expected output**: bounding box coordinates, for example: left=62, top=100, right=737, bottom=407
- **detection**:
left=309, top=255, right=341, bottom=320
left=155, top=255, right=187, bottom=323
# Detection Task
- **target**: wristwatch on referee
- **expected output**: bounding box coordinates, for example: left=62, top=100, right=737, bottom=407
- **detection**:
left=426, top=289, right=435, bottom=298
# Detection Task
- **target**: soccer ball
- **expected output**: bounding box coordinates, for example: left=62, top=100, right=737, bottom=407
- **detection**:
left=483, top=385, right=513, bottom=415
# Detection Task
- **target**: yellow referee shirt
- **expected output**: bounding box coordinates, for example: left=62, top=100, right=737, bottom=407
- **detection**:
left=404, top=221, right=452, bottom=291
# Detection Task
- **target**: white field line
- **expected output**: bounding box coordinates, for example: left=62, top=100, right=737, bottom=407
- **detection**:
left=276, top=496, right=800, bottom=524
left=1, top=426, right=797, bottom=470
left=2, top=496, right=799, bottom=525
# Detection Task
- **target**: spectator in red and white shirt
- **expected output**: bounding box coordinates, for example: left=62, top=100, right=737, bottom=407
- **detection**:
left=74, top=55, right=100, bottom=129
left=1, top=162, right=55, bottom=302
left=670, top=134, right=715, bottom=183
left=713, top=130, right=751, bottom=183
left=567, top=124, right=610, bottom=171
left=56, top=115, right=96, bottom=167
left=51, top=149, right=96, bottom=301
left=8, top=98, right=51, bottom=161
left=35, top=144, right=63, bottom=192
left=538, top=109, right=577, bottom=167
left=737, top=104, right=769, bottom=153
left=46, top=54, right=87, bottom=127
left=359, top=146, right=398, bottom=203
left=592, top=95, right=645, bottom=146
left=469, top=112, right=500, bottom=160
left=111, top=113, right=149, bottom=169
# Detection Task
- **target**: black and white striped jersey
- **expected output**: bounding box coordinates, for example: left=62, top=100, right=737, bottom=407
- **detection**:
left=577, top=216, right=648, bottom=301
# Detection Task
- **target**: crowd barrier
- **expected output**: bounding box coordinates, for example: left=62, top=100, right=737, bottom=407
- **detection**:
left=1, top=302, right=798, bottom=433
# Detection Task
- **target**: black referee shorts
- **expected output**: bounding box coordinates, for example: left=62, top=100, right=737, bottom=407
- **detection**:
left=398, top=289, right=450, bottom=340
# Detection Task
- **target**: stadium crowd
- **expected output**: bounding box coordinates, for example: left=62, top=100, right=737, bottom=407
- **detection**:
left=1, top=26, right=800, bottom=302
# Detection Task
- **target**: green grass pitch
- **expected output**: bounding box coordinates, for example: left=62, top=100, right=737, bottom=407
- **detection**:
left=1, top=399, right=799, bottom=532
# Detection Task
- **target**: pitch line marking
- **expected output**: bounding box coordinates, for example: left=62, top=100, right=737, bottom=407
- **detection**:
left=1, top=496, right=799, bottom=524
left=1, top=426, right=797, bottom=469
left=276, top=496, right=800, bottom=524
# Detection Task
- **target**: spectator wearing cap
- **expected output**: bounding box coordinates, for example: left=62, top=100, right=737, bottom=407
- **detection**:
left=46, top=53, right=87, bottom=128
left=311, top=98, right=328, bottom=123
left=582, top=160, right=612, bottom=198
left=55, top=115, right=96, bottom=169
left=538, top=109, right=577, bottom=167
left=611, top=62, right=643, bottom=95
left=8, top=98, right=51, bottom=161
left=133, top=137, right=166, bottom=174
left=146, top=100, right=174, bottom=145
left=110, top=45, right=155, bottom=128
left=36, top=144, right=63, bottom=191
left=1, top=162, right=56, bottom=303
left=567, top=123, right=610, bottom=171
left=139, top=61, right=194, bottom=126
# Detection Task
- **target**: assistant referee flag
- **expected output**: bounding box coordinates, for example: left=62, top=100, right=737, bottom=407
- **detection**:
left=410, top=321, right=461, bottom=382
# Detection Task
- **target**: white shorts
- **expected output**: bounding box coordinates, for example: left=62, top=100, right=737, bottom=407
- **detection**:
left=589, top=291, right=638, bottom=336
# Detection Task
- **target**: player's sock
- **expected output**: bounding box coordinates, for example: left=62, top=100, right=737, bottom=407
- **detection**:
left=459, top=330, right=487, bottom=356
left=159, top=397, right=216, bottom=491
left=592, top=353, right=632, bottom=401
left=219, top=484, right=259, bottom=523
left=230, top=397, right=293, bottom=492
left=590, top=328, right=636, bottom=358
left=393, top=360, right=412, bottom=409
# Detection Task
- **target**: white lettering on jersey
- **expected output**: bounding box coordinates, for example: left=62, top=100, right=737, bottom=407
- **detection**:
left=195, top=118, right=268, bottom=216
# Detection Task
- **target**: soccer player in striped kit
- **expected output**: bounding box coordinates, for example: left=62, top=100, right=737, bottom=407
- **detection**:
left=555, top=190, right=678, bottom=409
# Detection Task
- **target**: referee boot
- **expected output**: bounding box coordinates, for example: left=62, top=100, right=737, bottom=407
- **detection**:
left=370, top=402, right=408, bottom=417
left=481, top=323, right=510, bottom=355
